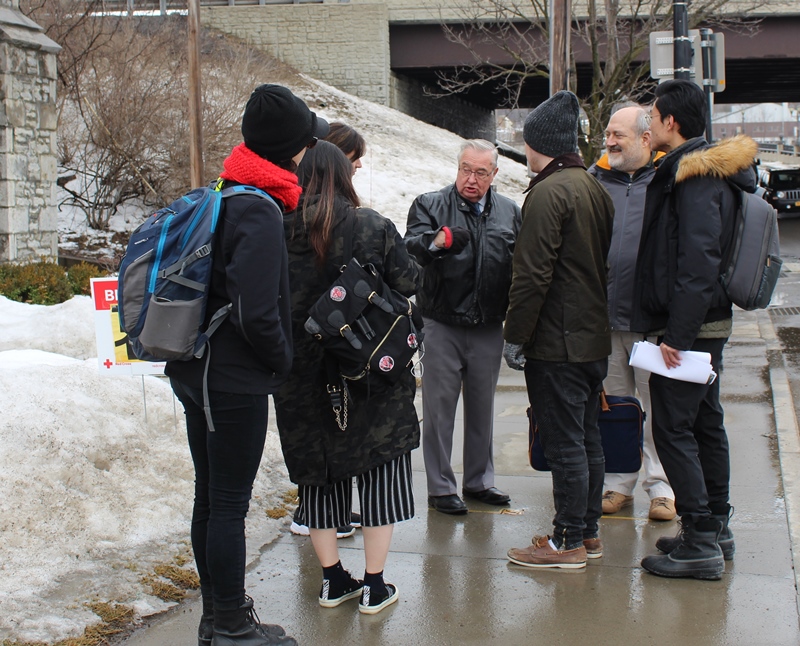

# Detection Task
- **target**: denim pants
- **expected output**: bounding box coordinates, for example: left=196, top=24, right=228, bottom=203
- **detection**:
left=648, top=337, right=730, bottom=523
left=524, top=359, right=607, bottom=549
left=170, top=378, right=269, bottom=611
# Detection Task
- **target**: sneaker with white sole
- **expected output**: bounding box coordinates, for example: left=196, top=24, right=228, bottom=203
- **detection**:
left=290, top=522, right=355, bottom=539
left=358, top=583, right=399, bottom=615
left=318, top=573, right=363, bottom=608
left=350, top=512, right=362, bottom=528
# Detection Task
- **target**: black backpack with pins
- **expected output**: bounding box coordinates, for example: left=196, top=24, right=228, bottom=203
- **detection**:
left=304, top=210, right=424, bottom=429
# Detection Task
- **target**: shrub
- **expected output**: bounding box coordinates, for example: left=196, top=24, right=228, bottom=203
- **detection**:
left=67, top=261, right=107, bottom=295
left=0, top=261, right=74, bottom=304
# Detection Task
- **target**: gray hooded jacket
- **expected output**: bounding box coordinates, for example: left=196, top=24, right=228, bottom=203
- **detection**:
left=588, top=152, right=661, bottom=332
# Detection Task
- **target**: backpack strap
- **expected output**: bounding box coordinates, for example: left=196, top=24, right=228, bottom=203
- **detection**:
left=341, top=207, right=357, bottom=263
left=220, top=184, right=280, bottom=209
left=719, top=179, right=746, bottom=284
left=323, top=208, right=358, bottom=429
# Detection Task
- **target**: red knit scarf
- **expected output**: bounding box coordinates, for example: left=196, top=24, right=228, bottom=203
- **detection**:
left=219, top=143, right=302, bottom=211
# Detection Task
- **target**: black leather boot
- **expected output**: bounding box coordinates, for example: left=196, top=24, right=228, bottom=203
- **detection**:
left=642, top=517, right=725, bottom=580
left=656, top=507, right=735, bottom=561
left=211, top=597, right=296, bottom=646
left=200, top=596, right=287, bottom=646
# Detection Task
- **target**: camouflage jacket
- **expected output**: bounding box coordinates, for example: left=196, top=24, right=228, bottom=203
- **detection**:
left=274, top=196, right=422, bottom=486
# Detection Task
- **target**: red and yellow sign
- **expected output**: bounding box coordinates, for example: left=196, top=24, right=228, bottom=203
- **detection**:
left=90, top=278, right=165, bottom=376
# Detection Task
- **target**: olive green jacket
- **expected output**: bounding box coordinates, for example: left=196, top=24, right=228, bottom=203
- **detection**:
left=504, top=163, right=614, bottom=362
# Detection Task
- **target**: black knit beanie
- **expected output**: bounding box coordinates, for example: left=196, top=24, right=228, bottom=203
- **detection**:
left=241, top=84, right=329, bottom=162
left=523, top=90, right=580, bottom=157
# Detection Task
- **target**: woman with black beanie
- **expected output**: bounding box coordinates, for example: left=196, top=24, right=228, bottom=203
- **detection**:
left=165, top=84, right=328, bottom=646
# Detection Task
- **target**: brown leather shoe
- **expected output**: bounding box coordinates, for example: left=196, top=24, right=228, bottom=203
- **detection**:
left=649, top=497, right=677, bottom=521
left=602, top=490, right=634, bottom=514
left=507, top=535, right=587, bottom=569
left=583, top=537, right=603, bottom=559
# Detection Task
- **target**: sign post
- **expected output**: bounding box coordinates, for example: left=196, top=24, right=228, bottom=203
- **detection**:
left=650, top=28, right=725, bottom=142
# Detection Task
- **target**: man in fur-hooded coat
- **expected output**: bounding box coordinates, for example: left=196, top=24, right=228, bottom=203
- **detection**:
left=634, top=79, right=758, bottom=581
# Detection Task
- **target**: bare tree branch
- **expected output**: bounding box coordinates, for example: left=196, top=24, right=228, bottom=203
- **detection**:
left=435, top=0, right=766, bottom=162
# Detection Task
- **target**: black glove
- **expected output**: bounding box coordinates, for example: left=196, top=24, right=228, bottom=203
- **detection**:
left=441, top=226, right=470, bottom=254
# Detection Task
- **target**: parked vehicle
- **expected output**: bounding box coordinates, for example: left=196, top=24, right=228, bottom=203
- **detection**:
left=757, top=163, right=800, bottom=217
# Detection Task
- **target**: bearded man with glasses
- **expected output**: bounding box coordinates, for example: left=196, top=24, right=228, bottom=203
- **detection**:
left=404, top=139, right=521, bottom=515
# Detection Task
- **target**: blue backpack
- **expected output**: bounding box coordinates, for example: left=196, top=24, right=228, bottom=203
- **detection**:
left=118, top=183, right=276, bottom=362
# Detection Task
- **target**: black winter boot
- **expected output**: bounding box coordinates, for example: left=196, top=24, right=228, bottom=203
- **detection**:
left=199, top=611, right=214, bottom=646
left=199, top=586, right=214, bottom=646
left=200, top=596, right=286, bottom=646
left=642, top=517, right=724, bottom=580
left=656, top=508, right=735, bottom=561
left=211, top=597, right=296, bottom=646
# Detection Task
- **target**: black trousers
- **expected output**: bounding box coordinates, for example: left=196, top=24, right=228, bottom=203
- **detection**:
left=170, top=378, right=270, bottom=611
left=649, top=337, right=730, bottom=523
left=524, top=358, right=607, bottom=549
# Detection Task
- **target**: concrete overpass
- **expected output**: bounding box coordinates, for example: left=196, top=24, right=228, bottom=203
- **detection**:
left=389, top=15, right=800, bottom=108
left=196, top=0, right=800, bottom=138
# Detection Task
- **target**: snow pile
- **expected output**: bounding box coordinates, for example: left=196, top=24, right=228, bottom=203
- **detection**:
left=0, top=298, right=291, bottom=643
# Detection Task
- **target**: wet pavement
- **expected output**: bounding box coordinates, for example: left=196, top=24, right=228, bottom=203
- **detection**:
left=121, top=277, right=800, bottom=645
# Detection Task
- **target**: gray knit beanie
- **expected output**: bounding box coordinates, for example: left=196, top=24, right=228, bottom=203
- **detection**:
left=523, top=90, right=580, bottom=157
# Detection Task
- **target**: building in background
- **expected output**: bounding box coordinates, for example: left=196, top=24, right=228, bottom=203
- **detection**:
left=713, top=103, right=800, bottom=146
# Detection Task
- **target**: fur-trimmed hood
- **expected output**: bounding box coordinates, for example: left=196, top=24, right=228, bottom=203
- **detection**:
left=675, top=134, right=758, bottom=187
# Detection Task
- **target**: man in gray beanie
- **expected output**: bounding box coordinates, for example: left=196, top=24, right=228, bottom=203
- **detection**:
left=503, top=90, right=615, bottom=569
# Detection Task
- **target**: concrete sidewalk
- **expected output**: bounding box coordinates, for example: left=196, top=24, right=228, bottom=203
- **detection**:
left=121, top=308, right=800, bottom=646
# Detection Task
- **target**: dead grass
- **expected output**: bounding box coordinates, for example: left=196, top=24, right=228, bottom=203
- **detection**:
left=153, top=564, right=200, bottom=590
left=1, top=603, right=134, bottom=646
left=265, top=487, right=299, bottom=520
left=141, top=576, right=185, bottom=603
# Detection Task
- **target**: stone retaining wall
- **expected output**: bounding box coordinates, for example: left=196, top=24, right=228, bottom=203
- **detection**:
left=0, top=1, right=61, bottom=263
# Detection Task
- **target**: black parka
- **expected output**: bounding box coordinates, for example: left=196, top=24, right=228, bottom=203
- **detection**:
left=404, top=185, right=521, bottom=327
left=633, top=135, right=758, bottom=349
left=165, top=182, right=292, bottom=394
left=274, top=197, right=421, bottom=487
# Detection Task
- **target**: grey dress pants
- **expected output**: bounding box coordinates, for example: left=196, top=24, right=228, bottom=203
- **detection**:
left=421, top=317, right=504, bottom=496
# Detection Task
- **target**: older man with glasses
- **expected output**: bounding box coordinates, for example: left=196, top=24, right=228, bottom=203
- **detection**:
left=404, top=139, right=521, bottom=515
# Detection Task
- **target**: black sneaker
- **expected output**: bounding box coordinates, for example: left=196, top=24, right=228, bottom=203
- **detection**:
left=318, top=572, right=363, bottom=608
left=350, top=512, right=362, bottom=528
left=358, top=583, right=399, bottom=615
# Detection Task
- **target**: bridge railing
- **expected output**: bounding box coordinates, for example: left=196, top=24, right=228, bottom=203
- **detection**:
left=92, top=0, right=324, bottom=14
left=758, top=143, right=800, bottom=158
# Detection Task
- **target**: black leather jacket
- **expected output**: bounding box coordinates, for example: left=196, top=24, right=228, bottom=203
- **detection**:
left=404, top=184, right=521, bottom=327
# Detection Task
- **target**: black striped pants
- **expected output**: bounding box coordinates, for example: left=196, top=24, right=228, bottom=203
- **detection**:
left=295, top=452, right=414, bottom=528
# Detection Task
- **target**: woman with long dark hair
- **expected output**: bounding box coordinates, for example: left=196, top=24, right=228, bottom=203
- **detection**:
left=274, top=141, right=420, bottom=615
left=324, top=121, right=367, bottom=174
left=166, top=84, right=328, bottom=646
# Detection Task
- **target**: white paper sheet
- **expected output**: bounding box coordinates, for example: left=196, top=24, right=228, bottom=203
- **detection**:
left=629, top=341, right=717, bottom=385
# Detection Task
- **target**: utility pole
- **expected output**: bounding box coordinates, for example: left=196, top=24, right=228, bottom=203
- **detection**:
left=549, top=0, right=572, bottom=95
left=672, top=0, right=691, bottom=81
left=188, top=0, right=204, bottom=187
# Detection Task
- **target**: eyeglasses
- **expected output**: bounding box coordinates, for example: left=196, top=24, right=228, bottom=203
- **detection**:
left=458, top=166, right=493, bottom=180
left=307, top=137, right=318, bottom=149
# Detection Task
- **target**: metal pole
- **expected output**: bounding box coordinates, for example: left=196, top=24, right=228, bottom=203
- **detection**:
left=700, top=28, right=714, bottom=142
left=188, top=0, right=205, bottom=187
left=672, top=0, right=691, bottom=81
